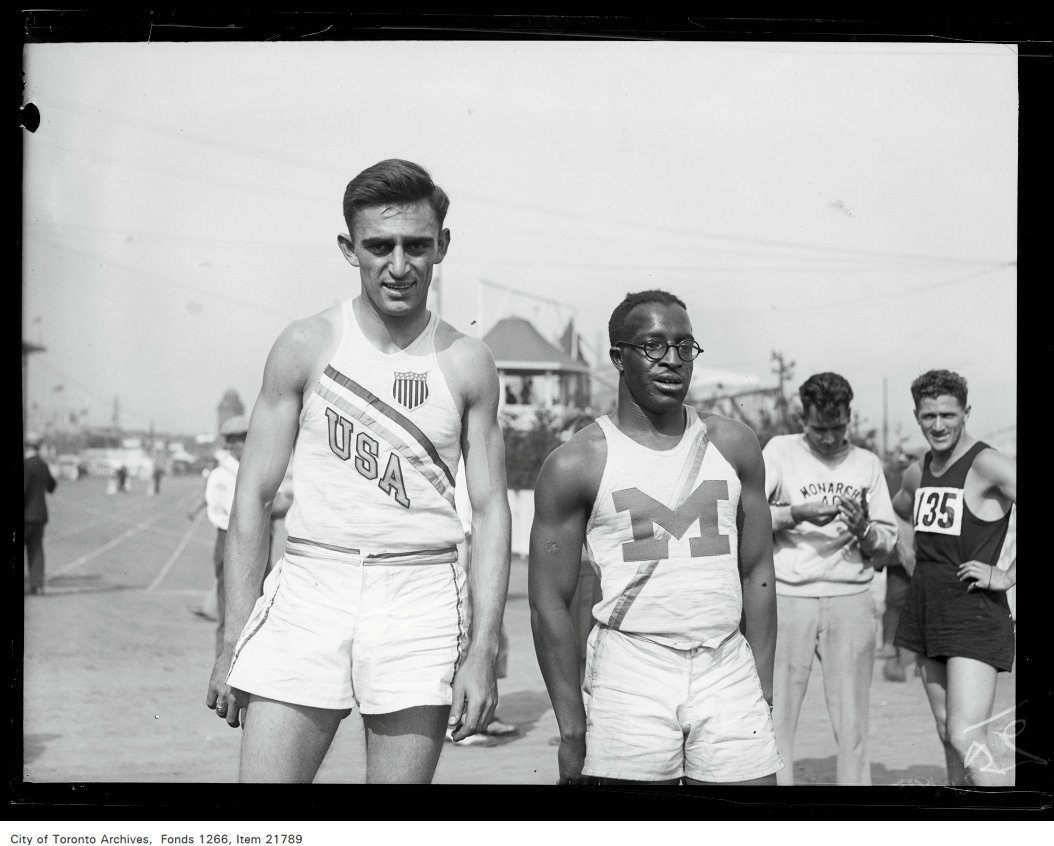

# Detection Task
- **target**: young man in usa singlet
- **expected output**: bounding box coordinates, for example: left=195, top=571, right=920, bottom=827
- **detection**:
left=529, top=290, right=781, bottom=785
left=892, top=369, right=1016, bottom=786
left=205, top=159, right=512, bottom=783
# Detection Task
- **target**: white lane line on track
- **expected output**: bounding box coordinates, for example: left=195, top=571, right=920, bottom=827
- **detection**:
left=48, top=499, right=213, bottom=546
left=50, top=491, right=201, bottom=580
left=71, top=495, right=184, bottom=526
left=146, top=515, right=202, bottom=592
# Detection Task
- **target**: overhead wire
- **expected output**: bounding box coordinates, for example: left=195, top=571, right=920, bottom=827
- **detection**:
left=32, top=359, right=156, bottom=428
left=31, top=94, right=1013, bottom=269
left=849, top=281, right=1014, bottom=382
left=727, top=263, right=1013, bottom=317
left=30, top=235, right=295, bottom=321
left=26, top=91, right=1016, bottom=434
left=451, top=256, right=1013, bottom=275
left=888, top=283, right=1016, bottom=380
left=28, top=215, right=997, bottom=274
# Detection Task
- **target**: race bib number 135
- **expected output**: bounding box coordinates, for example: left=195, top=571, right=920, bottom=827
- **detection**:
left=913, top=486, right=964, bottom=536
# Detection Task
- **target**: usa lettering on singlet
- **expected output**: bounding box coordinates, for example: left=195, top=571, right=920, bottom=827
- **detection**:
left=585, top=408, right=743, bottom=650
left=282, top=301, right=465, bottom=560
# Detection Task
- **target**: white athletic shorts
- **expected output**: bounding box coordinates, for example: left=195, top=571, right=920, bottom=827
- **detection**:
left=582, top=626, right=783, bottom=783
left=226, top=540, right=466, bottom=714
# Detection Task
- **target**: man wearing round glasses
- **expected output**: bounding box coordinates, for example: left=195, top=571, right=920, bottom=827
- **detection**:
left=616, top=336, right=704, bottom=363
left=529, top=289, right=781, bottom=785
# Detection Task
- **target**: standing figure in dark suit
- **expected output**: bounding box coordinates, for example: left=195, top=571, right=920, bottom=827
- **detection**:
left=24, top=431, right=57, bottom=596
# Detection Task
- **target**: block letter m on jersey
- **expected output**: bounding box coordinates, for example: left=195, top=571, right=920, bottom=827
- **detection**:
left=612, top=481, right=731, bottom=562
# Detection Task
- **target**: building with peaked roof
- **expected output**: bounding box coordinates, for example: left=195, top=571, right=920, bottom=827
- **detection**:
left=216, top=389, right=245, bottom=436
left=482, top=316, right=592, bottom=425
left=22, top=340, right=46, bottom=431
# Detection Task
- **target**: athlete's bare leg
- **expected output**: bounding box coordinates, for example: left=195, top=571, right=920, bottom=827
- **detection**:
left=361, top=705, right=449, bottom=784
left=918, top=657, right=966, bottom=785
left=945, top=656, right=1001, bottom=786
left=238, top=695, right=346, bottom=783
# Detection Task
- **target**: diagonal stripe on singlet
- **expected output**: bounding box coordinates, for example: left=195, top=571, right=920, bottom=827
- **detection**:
left=607, top=419, right=711, bottom=630
left=316, top=383, right=457, bottom=510
left=323, top=365, right=456, bottom=488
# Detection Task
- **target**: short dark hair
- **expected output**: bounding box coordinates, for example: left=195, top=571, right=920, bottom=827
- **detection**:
left=799, top=372, right=853, bottom=419
left=342, top=159, right=450, bottom=237
left=910, top=369, right=968, bottom=408
left=608, top=289, right=688, bottom=347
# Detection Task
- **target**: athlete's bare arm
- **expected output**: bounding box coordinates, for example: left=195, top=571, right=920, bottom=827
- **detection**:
left=972, top=448, right=1016, bottom=505
left=438, top=328, right=512, bottom=741
left=891, top=462, right=922, bottom=576
left=710, top=416, right=777, bottom=705
left=959, top=449, right=1017, bottom=592
left=892, top=461, right=922, bottom=521
left=529, top=426, right=604, bottom=785
left=206, top=311, right=336, bottom=727
left=893, top=513, right=917, bottom=577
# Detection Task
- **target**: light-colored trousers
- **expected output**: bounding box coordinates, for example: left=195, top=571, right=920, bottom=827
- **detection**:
left=773, top=591, right=876, bottom=785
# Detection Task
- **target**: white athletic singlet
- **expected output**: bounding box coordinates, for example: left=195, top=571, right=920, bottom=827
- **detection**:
left=282, top=301, right=464, bottom=561
left=585, top=408, right=743, bottom=650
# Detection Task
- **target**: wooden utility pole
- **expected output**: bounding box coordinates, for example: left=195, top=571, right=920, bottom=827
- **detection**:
left=882, top=376, right=889, bottom=459
left=771, top=350, right=795, bottom=430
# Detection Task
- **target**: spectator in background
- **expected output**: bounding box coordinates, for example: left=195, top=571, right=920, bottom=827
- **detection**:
left=151, top=461, right=165, bottom=496
left=204, top=415, right=248, bottom=657
left=24, top=431, right=57, bottom=596
left=504, top=384, right=518, bottom=405
left=193, top=450, right=287, bottom=621
left=267, top=466, right=295, bottom=575
left=876, top=452, right=917, bottom=682
left=114, top=464, right=128, bottom=493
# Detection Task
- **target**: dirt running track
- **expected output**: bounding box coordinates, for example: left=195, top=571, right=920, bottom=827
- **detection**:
left=19, top=474, right=1032, bottom=804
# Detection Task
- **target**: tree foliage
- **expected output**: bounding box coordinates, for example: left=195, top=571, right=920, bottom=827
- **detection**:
left=503, top=409, right=565, bottom=490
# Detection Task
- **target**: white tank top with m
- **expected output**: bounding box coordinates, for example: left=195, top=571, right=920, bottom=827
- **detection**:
left=282, top=301, right=464, bottom=562
left=585, top=408, right=743, bottom=649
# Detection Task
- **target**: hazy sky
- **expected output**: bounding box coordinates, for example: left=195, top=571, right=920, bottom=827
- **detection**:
left=22, top=40, right=1017, bottom=449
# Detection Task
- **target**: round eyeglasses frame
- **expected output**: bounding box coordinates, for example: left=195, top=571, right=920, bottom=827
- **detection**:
left=613, top=339, right=704, bottom=362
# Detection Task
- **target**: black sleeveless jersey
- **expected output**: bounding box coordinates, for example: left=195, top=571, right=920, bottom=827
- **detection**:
left=913, top=441, right=1010, bottom=568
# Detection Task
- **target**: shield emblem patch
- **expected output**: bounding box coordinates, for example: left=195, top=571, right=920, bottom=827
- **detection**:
left=393, top=371, right=429, bottom=410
